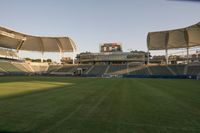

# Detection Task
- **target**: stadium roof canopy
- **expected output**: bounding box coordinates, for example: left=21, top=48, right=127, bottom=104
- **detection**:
left=0, top=26, right=76, bottom=53
left=147, top=22, right=200, bottom=50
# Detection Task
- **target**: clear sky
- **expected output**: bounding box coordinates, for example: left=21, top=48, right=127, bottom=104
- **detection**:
left=0, top=0, right=200, bottom=60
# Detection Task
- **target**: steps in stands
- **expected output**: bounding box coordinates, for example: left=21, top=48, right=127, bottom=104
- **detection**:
left=166, top=65, right=176, bottom=75
left=146, top=66, right=152, bottom=75
left=104, top=65, right=110, bottom=74
left=184, top=65, right=188, bottom=75
left=85, top=65, right=94, bottom=74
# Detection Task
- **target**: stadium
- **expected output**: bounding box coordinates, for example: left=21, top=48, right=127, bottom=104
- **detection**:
left=0, top=23, right=200, bottom=78
left=0, top=1, right=200, bottom=133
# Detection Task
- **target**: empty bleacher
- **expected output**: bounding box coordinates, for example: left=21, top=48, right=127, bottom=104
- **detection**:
left=12, top=62, right=30, bottom=72
left=129, top=66, right=150, bottom=75
left=0, top=67, right=6, bottom=73
left=22, top=63, right=34, bottom=72
left=87, top=65, right=107, bottom=75
left=56, top=65, right=77, bottom=73
left=29, top=62, right=49, bottom=72
left=0, top=48, right=18, bottom=59
left=168, top=65, right=185, bottom=75
left=107, top=64, right=127, bottom=74
left=187, top=65, right=200, bottom=76
left=148, top=65, right=173, bottom=75
left=0, top=60, right=199, bottom=77
left=0, top=61, right=25, bottom=73
left=30, top=66, right=48, bottom=72
left=76, top=65, right=93, bottom=74
left=47, top=65, right=61, bottom=72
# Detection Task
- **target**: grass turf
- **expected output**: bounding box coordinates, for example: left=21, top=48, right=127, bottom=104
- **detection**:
left=0, top=76, right=200, bottom=133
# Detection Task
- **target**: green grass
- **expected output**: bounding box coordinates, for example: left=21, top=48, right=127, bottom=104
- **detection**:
left=0, top=76, right=200, bottom=133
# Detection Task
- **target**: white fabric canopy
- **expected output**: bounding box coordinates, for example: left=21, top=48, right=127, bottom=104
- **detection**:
left=0, top=26, right=76, bottom=52
left=147, top=22, right=200, bottom=50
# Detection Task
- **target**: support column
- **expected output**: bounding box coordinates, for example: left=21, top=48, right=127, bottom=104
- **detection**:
left=165, top=32, right=169, bottom=65
left=72, top=51, right=76, bottom=64
left=165, top=49, right=168, bottom=65
left=41, top=52, right=44, bottom=63
left=147, top=49, right=150, bottom=64
left=60, top=51, right=64, bottom=59
left=127, top=63, right=129, bottom=74
left=187, top=47, right=189, bottom=64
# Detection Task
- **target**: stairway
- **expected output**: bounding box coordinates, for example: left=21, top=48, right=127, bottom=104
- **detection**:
left=104, top=65, right=110, bottom=74
left=184, top=65, right=188, bottom=75
left=166, top=65, right=176, bottom=75
left=85, top=65, right=94, bottom=74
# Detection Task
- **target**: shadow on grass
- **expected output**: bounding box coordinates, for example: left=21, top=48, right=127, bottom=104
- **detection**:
left=0, top=81, right=74, bottom=101
left=0, top=76, right=80, bottom=101
left=0, top=131, right=26, bottom=133
left=0, top=76, right=71, bottom=83
left=0, top=82, right=77, bottom=132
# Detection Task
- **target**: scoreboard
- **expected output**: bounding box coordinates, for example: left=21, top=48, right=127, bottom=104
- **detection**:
left=100, top=43, right=122, bottom=53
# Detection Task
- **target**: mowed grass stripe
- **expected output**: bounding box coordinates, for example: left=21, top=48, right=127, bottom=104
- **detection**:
left=0, top=77, right=199, bottom=133
left=0, top=77, right=104, bottom=132
left=43, top=79, right=117, bottom=133
left=134, top=79, right=200, bottom=128
left=47, top=78, right=200, bottom=133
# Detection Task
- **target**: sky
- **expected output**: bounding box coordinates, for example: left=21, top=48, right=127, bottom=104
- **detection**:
left=0, top=0, right=200, bottom=61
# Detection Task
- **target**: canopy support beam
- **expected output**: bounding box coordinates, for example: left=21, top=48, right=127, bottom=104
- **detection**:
left=55, top=38, right=64, bottom=60
left=16, top=40, right=25, bottom=53
left=68, top=38, right=76, bottom=52
left=39, top=38, right=45, bottom=63
left=165, top=32, right=169, bottom=65
left=147, top=34, right=150, bottom=64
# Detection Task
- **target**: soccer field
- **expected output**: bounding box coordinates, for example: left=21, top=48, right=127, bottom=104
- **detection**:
left=0, top=76, right=200, bottom=133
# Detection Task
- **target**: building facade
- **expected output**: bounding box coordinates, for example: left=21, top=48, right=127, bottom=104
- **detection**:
left=77, top=43, right=147, bottom=64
